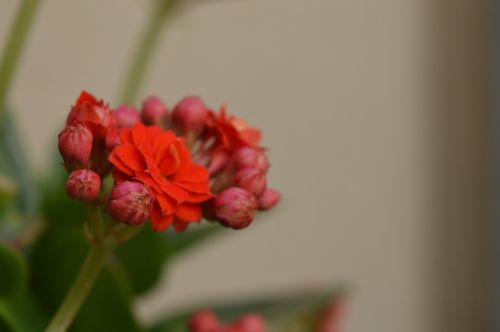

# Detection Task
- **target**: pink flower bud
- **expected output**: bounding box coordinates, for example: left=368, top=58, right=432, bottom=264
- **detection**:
left=189, top=310, right=220, bottom=332
left=232, top=147, right=269, bottom=172
left=316, top=298, right=346, bottom=332
left=258, top=188, right=281, bottom=211
left=172, top=96, right=209, bottom=138
left=141, top=96, right=168, bottom=126
left=66, top=169, right=101, bottom=201
left=58, top=124, right=93, bottom=170
left=215, top=187, right=257, bottom=230
left=234, top=168, right=267, bottom=197
left=108, top=181, right=153, bottom=226
left=231, top=314, right=266, bottom=332
left=115, top=105, right=140, bottom=128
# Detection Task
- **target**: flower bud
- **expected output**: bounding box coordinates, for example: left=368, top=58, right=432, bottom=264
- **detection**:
left=189, top=310, right=219, bottom=332
left=234, top=168, right=267, bottom=197
left=58, top=124, right=93, bottom=170
left=232, top=147, right=269, bottom=172
left=215, top=187, right=257, bottom=230
left=258, top=188, right=281, bottom=211
left=316, top=298, right=345, bottom=332
left=66, top=169, right=101, bottom=201
left=108, top=181, right=153, bottom=226
left=172, top=96, right=209, bottom=138
left=141, top=96, right=168, bottom=126
left=231, top=314, right=266, bottom=332
left=115, top=105, right=140, bottom=128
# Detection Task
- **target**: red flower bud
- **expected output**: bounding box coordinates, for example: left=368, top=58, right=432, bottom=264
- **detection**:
left=172, top=96, right=209, bottom=138
left=215, top=187, right=257, bottom=230
left=258, top=188, right=281, bottom=211
left=115, top=105, right=140, bottom=128
left=316, top=298, right=346, bottom=332
left=232, top=147, right=269, bottom=172
left=189, top=310, right=220, bottom=332
left=58, top=124, right=93, bottom=170
left=66, top=169, right=101, bottom=201
left=231, top=314, right=266, bottom=332
left=141, top=96, right=168, bottom=126
left=108, top=181, right=153, bottom=226
left=234, top=168, right=267, bottom=197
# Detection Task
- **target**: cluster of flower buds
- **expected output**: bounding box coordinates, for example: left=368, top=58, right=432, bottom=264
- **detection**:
left=190, top=310, right=266, bottom=332
left=58, top=91, right=119, bottom=202
left=169, top=99, right=281, bottom=230
left=58, top=91, right=279, bottom=232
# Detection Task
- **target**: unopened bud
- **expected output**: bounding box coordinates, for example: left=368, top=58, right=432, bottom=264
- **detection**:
left=232, top=147, right=269, bottom=172
left=234, top=168, right=267, bottom=197
left=215, top=187, right=257, bottom=230
left=232, top=314, right=266, bottom=332
left=58, top=124, right=93, bottom=170
left=108, top=181, right=153, bottom=226
left=189, top=310, right=219, bottom=332
left=141, top=96, right=168, bottom=126
left=258, top=188, right=281, bottom=211
left=66, top=169, right=101, bottom=201
left=172, top=96, right=209, bottom=139
left=316, top=298, right=346, bottom=332
left=115, top=105, right=140, bottom=128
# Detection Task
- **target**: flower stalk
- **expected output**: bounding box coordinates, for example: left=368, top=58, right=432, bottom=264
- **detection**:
left=118, top=0, right=178, bottom=105
left=44, top=242, right=111, bottom=332
left=0, top=0, right=40, bottom=120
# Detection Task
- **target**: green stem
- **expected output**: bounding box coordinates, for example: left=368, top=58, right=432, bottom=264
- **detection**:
left=0, top=0, right=40, bottom=118
left=44, top=243, right=111, bottom=332
left=118, top=0, right=178, bottom=105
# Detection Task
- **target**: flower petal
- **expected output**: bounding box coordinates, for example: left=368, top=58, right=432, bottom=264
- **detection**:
left=172, top=163, right=210, bottom=183
left=113, top=144, right=145, bottom=172
left=150, top=204, right=173, bottom=232
left=175, top=203, right=202, bottom=222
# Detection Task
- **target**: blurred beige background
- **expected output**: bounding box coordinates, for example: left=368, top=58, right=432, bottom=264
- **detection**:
left=0, top=0, right=490, bottom=331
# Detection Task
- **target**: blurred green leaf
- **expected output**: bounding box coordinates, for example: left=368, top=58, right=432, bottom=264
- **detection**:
left=39, top=151, right=85, bottom=228
left=115, top=223, right=223, bottom=296
left=0, top=292, right=48, bottom=332
left=167, top=223, right=223, bottom=257
left=0, top=109, right=37, bottom=218
left=149, top=287, right=346, bottom=332
left=0, top=242, right=27, bottom=298
left=115, top=227, right=170, bottom=295
left=0, top=176, right=17, bottom=200
left=30, top=225, right=143, bottom=332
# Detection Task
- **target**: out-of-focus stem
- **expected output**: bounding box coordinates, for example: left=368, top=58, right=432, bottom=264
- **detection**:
left=118, top=0, right=178, bottom=105
left=44, top=243, right=111, bottom=332
left=0, top=0, right=40, bottom=120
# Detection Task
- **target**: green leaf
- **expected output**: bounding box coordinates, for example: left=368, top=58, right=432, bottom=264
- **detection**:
left=115, top=227, right=170, bottom=295
left=0, top=176, right=17, bottom=201
left=0, top=292, right=48, bottom=332
left=30, top=225, right=143, bottom=332
left=0, top=110, right=37, bottom=218
left=39, top=153, right=85, bottom=228
left=0, top=242, right=27, bottom=298
left=149, top=287, right=346, bottom=332
left=114, top=223, right=224, bottom=296
left=167, top=223, right=224, bottom=257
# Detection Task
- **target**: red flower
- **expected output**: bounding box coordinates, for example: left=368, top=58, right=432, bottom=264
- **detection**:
left=67, top=91, right=117, bottom=146
left=109, top=124, right=212, bottom=232
left=198, top=106, right=262, bottom=174
left=65, top=91, right=119, bottom=175
left=207, top=105, right=261, bottom=150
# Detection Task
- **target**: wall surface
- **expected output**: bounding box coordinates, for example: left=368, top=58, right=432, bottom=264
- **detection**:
left=0, top=1, right=489, bottom=331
